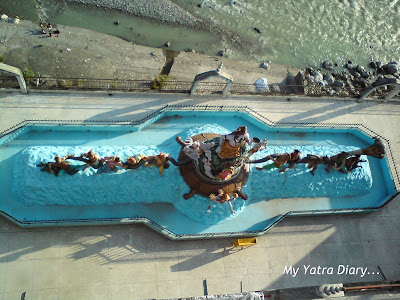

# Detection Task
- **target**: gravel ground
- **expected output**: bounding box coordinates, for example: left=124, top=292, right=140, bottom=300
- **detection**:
left=65, top=0, right=249, bottom=48
left=66, top=0, right=203, bottom=28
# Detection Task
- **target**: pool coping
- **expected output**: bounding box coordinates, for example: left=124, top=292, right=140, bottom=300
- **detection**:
left=1, top=104, right=399, bottom=239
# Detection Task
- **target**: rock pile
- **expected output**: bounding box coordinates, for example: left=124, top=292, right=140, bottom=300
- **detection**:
left=296, top=60, right=399, bottom=96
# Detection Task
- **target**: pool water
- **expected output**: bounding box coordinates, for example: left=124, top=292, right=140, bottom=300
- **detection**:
left=0, top=110, right=396, bottom=239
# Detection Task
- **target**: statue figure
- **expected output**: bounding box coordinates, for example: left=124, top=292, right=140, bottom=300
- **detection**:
left=216, top=166, right=235, bottom=180
left=300, top=154, right=331, bottom=175
left=256, top=150, right=301, bottom=172
left=143, top=152, right=170, bottom=176
left=202, top=158, right=215, bottom=179
left=246, top=138, right=268, bottom=159
left=251, top=137, right=385, bottom=176
left=327, top=138, right=385, bottom=173
left=79, top=150, right=104, bottom=168
left=279, top=150, right=302, bottom=172
left=66, top=150, right=105, bottom=169
left=175, top=127, right=262, bottom=200
left=216, top=126, right=252, bottom=159
left=37, top=155, right=83, bottom=176
left=207, top=190, right=238, bottom=214
left=328, top=154, right=366, bottom=174
left=178, top=137, right=216, bottom=164
left=96, top=156, right=123, bottom=174
left=122, top=155, right=148, bottom=170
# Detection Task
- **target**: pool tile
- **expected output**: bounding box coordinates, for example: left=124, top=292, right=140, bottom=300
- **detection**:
left=33, top=259, right=60, bottom=289
left=31, top=231, right=61, bottom=260
left=58, top=287, right=86, bottom=300
left=202, top=254, right=226, bottom=278
left=59, top=230, right=90, bottom=259
left=180, top=278, right=204, bottom=298
left=85, top=284, right=108, bottom=300
left=109, top=283, right=134, bottom=300
left=109, top=261, right=133, bottom=285
left=3, top=291, right=26, bottom=300
left=225, top=275, right=249, bottom=294
left=7, top=231, right=36, bottom=261
left=30, top=288, right=59, bottom=300
left=132, top=260, right=157, bottom=283
left=133, top=281, right=157, bottom=300
left=222, top=248, right=247, bottom=268
left=178, top=255, right=203, bottom=279
left=84, top=257, right=109, bottom=286
left=58, top=258, right=85, bottom=288
left=156, top=280, right=181, bottom=298
left=4, top=260, right=34, bottom=292
left=204, top=277, right=227, bottom=296
left=155, top=258, right=180, bottom=281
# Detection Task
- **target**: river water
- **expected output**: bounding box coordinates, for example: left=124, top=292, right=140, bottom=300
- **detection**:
left=0, top=0, right=399, bottom=68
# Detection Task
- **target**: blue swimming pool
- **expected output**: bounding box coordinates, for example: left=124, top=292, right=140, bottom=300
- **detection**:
left=0, top=106, right=398, bottom=239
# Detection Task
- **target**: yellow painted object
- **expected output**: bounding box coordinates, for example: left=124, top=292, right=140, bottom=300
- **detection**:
left=232, top=238, right=257, bottom=248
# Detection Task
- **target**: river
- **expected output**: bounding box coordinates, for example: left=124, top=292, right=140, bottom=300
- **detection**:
left=0, top=0, right=399, bottom=68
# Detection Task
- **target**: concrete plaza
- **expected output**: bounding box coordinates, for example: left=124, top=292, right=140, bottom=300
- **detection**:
left=0, top=91, right=399, bottom=299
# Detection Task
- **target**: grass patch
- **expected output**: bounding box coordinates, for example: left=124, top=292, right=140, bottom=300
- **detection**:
left=23, top=67, right=35, bottom=84
left=151, top=75, right=169, bottom=90
left=73, top=79, right=83, bottom=87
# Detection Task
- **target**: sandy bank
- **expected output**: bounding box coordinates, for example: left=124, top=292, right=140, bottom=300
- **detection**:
left=0, top=19, right=298, bottom=85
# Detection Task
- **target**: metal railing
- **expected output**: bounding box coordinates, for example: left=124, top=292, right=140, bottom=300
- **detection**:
left=2, top=75, right=398, bottom=99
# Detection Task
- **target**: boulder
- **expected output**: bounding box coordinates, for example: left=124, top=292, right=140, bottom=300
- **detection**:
left=333, top=80, right=345, bottom=88
left=384, top=63, right=399, bottom=75
left=270, top=84, right=280, bottom=93
left=356, top=65, right=364, bottom=73
left=323, top=60, right=333, bottom=70
left=361, top=71, right=371, bottom=78
left=254, top=78, right=269, bottom=92
left=259, top=62, right=270, bottom=70
left=314, top=71, right=324, bottom=86
left=324, top=74, right=335, bottom=85
left=345, top=63, right=353, bottom=69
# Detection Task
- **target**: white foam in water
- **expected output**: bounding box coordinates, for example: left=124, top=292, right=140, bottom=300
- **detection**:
left=13, top=143, right=372, bottom=225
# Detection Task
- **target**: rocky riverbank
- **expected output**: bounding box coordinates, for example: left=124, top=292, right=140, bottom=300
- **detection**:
left=298, top=59, right=400, bottom=96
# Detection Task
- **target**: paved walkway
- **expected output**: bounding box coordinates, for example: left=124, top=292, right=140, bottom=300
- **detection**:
left=0, top=91, right=399, bottom=300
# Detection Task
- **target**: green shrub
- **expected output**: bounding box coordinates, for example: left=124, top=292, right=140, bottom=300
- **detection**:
left=23, top=67, right=35, bottom=84
left=0, top=54, right=5, bottom=63
left=151, top=75, right=169, bottom=90
left=73, top=79, right=83, bottom=87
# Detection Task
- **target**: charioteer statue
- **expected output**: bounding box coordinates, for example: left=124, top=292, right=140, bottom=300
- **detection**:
left=175, top=126, right=267, bottom=200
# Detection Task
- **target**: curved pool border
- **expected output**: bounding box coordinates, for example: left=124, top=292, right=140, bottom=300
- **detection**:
left=1, top=104, right=399, bottom=240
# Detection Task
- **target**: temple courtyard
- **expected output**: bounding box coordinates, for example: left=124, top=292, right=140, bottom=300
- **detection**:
left=0, top=91, right=399, bottom=299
